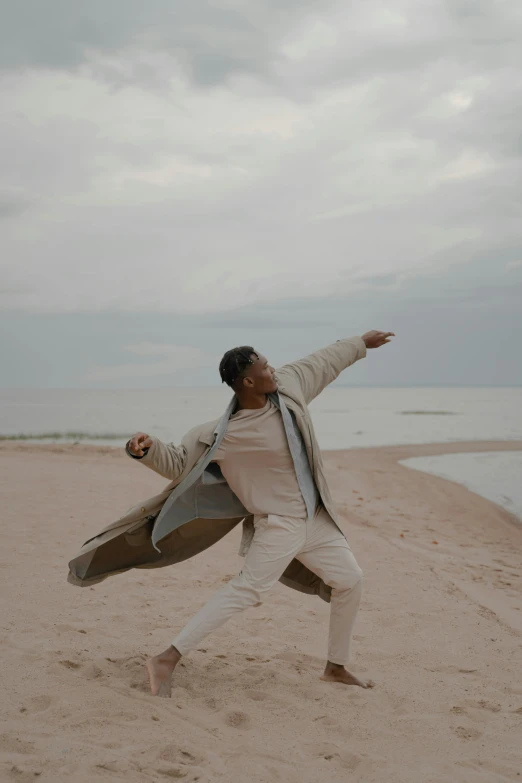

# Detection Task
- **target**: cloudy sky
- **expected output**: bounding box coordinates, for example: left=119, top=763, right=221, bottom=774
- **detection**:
left=1, top=0, right=521, bottom=388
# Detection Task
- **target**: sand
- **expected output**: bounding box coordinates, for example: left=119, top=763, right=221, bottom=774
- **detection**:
left=1, top=439, right=521, bottom=783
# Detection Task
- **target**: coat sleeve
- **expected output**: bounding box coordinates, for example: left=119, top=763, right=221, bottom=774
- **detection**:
left=127, top=437, right=188, bottom=481
left=275, top=336, right=367, bottom=404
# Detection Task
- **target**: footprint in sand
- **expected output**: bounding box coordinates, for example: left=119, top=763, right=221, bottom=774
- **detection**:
left=274, top=651, right=320, bottom=670
left=308, top=742, right=362, bottom=771
left=156, top=747, right=211, bottom=780
left=95, top=761, right=131, bottom=774
left=159, top=746, right=204, bottom=766
left=224, top=710, right=251, bottom=729
left=53, top=623, right=88, bottom=635
left=451, top=698, right=504, bottom=717
left=450, top=706, right=467, bottom=715
left=0, top=734, right=42, bottom=782
left=244, top=690, right=269, bottom=702
left=54, top=658, right=104, bottom=681
left=154, top=768, right=186, bottom=779
left=130, top=679, right=152, bottom=693
left=453, top=726, right=483, bottom=741
left=57, top=659, right=81, bottom=670
left=23, top=695, right=53, bottom=714
left=81, top=662, right=104, bottom=680
left=51, top=653, right=154, bottom=698
left=154, top=767, right=203, bottom=781
left=0, top=734, right=35, bottom=756
left=5, top=764, right=44, bottom=782
left=313, top=715, right=338, bottom=726
left=474, top=699, right=502, bottom=713
left=425, top=665, right=479, bottom=677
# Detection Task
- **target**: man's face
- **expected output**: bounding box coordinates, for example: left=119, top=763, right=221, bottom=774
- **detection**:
left=241, top=353, right=278, bottom=393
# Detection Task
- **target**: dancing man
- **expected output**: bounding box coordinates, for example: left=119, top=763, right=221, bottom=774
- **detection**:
left=124, top=330, right=394, bottom=696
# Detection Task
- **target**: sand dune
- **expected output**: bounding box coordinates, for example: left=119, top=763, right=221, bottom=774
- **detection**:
left=1, top=440, right=521, bottom=783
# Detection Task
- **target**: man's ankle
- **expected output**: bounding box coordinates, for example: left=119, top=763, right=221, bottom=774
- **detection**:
left=325, top=661, right=344, bottom=673
left=160, top=645, right=181, bottom=662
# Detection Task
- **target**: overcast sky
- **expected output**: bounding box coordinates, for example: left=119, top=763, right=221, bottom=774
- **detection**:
left=1, top=0, right=521, bottom=388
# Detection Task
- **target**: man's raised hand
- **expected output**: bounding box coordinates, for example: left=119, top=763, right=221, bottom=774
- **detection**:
left=362, top=330, right=395, bottom=349
left=128, top=432, right=153, bottom=456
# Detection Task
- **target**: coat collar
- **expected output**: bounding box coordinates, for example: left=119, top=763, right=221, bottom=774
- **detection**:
left=197, top=381, right=293, bottom=447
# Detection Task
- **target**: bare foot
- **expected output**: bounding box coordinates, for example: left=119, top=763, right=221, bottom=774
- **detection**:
left=320, top=661, right=375, bottom=689
left=145, top=645, right=181, bottom=697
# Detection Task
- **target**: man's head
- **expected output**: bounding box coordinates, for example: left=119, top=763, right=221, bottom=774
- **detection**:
left=219, top=346, right=278, bottom=394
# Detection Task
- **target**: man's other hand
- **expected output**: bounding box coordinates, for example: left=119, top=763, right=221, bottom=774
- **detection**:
left=362, top=330, right=395, bottom=349
left=128, top=432, right=153, bottom=456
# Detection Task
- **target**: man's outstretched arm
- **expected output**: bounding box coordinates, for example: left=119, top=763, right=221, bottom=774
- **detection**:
left=275, top=330, right=394, bottom=404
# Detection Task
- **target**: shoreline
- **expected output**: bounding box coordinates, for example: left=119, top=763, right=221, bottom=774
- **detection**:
left=3, top=437, right=521, bottom=456
left=329, top=439, right=522, bottom=528
left=329, top=438, right=522, bottom=458
left=2, top=439, right=522, bottom=781
left=2, top=437, right=521, bottom=526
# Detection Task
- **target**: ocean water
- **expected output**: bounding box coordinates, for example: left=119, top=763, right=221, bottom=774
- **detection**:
left=1, top=386, right=521, bottom=519
left=400, top=452, right=522, bottom=522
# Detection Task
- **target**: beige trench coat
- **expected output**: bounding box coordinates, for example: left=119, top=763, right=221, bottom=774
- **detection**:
left=67, top=337, right=367, bottom=601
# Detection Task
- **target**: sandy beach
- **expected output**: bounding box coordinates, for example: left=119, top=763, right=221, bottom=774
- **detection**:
left=1, top=440, right=521, bottom=783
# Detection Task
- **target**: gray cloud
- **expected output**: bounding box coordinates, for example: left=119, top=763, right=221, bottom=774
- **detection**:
left=0, top=0, right=338, bottom=87
left=203, top=256, right=522, bottom=387
left=0, top=0, right=521, bottom=388
left=2, top=254, right=520, bottom=388
left=2, top=1, right=519, bottom=94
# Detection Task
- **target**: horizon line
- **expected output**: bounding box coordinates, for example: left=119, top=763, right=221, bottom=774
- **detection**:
left=1, top=384, right=521, bottom=392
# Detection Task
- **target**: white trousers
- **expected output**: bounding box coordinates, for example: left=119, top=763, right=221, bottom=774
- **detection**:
left=172, top=507, right=363, bottom=666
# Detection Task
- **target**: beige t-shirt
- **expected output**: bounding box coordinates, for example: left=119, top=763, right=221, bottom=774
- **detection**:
left=212, top=397, right=308, bottom=518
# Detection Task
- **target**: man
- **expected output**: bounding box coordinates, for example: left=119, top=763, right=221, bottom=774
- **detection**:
left=129, top=329, right=393, bottom=697
left=67, top=330, right=393, bottom=698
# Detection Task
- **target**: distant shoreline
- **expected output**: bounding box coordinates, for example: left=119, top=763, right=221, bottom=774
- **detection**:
left=2, top=437, right=521, bottom=453
left=1, top=384, right=521, bottom=390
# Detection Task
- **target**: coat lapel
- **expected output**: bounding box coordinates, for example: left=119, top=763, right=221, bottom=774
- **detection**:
left=151, top=395, right=237, bottom=549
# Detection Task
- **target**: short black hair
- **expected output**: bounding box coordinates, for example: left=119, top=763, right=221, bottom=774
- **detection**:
left=219, top=346, right=259, bottom=388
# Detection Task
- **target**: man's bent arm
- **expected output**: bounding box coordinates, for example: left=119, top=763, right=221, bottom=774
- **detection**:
left=275, top=336, right=367, bottom=404
left=126, top=437, right=188, bottom=481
